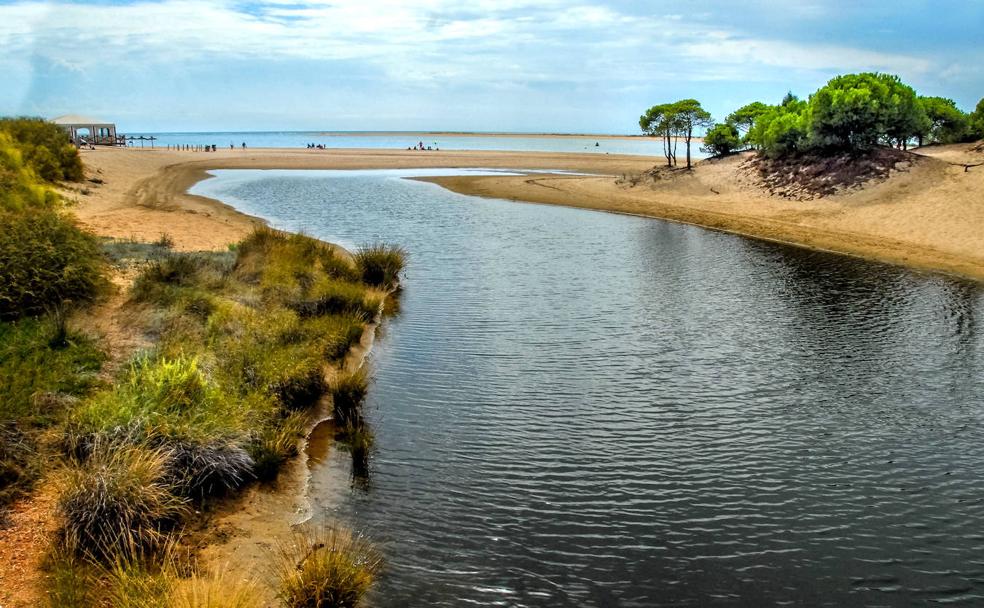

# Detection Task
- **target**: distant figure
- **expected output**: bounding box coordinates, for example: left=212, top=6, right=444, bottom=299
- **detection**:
left=595, top=142, right=599, bottom=147
left=241, top=142, right=246, bottom=149
left=230, top=143, right=234, bottom=149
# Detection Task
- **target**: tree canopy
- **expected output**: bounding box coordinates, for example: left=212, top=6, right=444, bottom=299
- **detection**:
left=726, top=102, right=769, bottom=135
left=639, top=99, right=712, bottom=168
left=701, top=123, right=741, bottom=157
left=918, top=96, right=970, bottom=145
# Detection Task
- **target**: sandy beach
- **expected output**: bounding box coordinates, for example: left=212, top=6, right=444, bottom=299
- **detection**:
left=71, top=144, right=984, bottom=280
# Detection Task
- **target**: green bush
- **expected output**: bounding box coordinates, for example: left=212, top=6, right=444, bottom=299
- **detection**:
left=971, top=97, right=984, bottom=140
left=747, top=102, right=811, bottom=158
left=277, top=525, right=382, bottom=608
left=56, top=443, right=187, bottom=561
left=700, top=123, right=742, bottom=156
left=354, top=244, right=406, bottom=288
left=0, top=117, right=83, bottom=182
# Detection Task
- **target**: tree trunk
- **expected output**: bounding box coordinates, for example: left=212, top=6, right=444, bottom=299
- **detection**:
left=685, top=127, right=693, bottom=169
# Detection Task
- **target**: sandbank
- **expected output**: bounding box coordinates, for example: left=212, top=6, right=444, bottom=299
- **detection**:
left=72, top=145, right=984, bottom=280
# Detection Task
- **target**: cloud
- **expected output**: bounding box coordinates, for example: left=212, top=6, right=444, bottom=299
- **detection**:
left=0, top=0, right=977, bottom=130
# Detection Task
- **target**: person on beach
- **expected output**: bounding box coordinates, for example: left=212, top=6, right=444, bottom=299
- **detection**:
left=241, top=142, right=246, bottom=149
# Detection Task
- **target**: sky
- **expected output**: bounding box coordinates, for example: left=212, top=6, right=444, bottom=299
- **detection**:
left=1, top=0, right=982, bottom=133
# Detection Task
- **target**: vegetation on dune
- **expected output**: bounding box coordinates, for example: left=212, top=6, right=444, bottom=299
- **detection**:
left=642, top=74, right=983, bottom=168
left=0, top=123, right=107, bottom=515
left=0, top=117, right=83, bottom=182
left=0, top=131, right=106, bottom=319
left=277, top=525, right=382, bottom=608
left=639, top=75, right=983, bottom=200
left=0, top=117, right=399, bottom=604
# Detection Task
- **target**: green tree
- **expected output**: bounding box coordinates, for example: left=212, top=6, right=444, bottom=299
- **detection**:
left=747, top=100, right=810, bottom=158
left=808, top=73, right=924, bottom=153
left=971, top=98, right=984, bottom=140
left=917, top=96, right=969, bottom=145
left=671, top=99, right=713, bottom=169
left=726, top=102, right=769, bottom=135
left=879, top=75, right=927, bottom=149
left=640, top=104, right=679, bottom=167
left=700, top=123, right=741, bottom=156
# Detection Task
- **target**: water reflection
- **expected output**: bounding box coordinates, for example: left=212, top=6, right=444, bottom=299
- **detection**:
left=193, top=169, right=984, bottom=607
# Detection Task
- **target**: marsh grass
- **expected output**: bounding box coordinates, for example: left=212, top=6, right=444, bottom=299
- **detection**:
left=43, top=225, right=399, bottom=591
left=329, top=368, right=370, bottom=428
left=337, top=423, right=374, bottom=481
left=354, top=244, right=406, bottom=289
left=250, top=411, right=306, bottom=481
left=276, top=524, right=382, bottom=608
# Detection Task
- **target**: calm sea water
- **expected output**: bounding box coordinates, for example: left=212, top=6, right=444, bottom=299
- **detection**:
left=128, top=131, right=692, bottom=157
left=192, top=170, right=984, bottom=607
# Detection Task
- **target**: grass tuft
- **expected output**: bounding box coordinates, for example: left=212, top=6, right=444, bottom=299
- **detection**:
left=170, top=567, right=263, bottom=608
left=249, top=412, right=306, bottom=482
left=329, top=368, right=370, bottom=428
left=354, top=244, right=406, bottom=289
left=55, top=442, right=187, bottom=562
left=277, top=524, right=382, bottom=608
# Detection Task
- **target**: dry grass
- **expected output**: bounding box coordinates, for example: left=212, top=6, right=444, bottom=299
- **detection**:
left=277, top=524, right=382, bottom=608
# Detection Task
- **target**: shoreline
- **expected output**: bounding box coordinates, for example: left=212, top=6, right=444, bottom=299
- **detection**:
left=73, top=146, right=983, bottom=282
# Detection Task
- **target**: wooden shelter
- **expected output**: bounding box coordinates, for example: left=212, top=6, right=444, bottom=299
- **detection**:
left=52, top=114, right=123, bottom=146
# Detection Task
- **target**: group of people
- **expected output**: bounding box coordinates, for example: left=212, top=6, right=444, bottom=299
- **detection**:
left=305, top=143, right=328, bottom=149
left=408, top=140, right=439, bottom=151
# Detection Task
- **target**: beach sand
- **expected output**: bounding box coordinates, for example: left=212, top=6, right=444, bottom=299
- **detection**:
left=71, top=144, right=983, bottom=279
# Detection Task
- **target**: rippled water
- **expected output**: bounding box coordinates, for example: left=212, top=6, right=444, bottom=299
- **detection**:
left=191, top=170, right=984, bottom=607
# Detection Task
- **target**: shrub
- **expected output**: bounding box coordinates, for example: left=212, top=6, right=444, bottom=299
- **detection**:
left=700, top=123, right=742, bottom=156
left=0, top=117, right=83, bottom=182
left=354, top=244, right=406, bottom=288
left=55, top=443, right=187, bottom=561
left=329, top=368, right=370, bottom=428
left=0, top=208, right=107, bottom=319
left=277, top=524, right=382, bottom=608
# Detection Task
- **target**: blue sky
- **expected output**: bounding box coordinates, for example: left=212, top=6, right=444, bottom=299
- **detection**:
left=1, top=0, right=981, bottom=133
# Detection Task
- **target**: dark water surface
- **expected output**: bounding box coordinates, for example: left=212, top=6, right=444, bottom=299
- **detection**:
left=192, top=170, right=984, bottom=607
